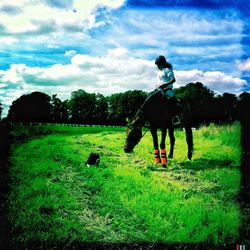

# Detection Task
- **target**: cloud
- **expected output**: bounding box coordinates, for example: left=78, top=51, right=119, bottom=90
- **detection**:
left=0, top=2, right=248, bottom=117
left=0, top=37, right=18, bottom=45
left=1, top=50, right=246, bottom=93
left=237, top=58, right=250, bottom=71
left=0, top=4, right=22, bottom=15
left=64, top=50, right=77, bottom=57
left=175, top=69, right=246, bottom=93
left=0, top=3, right=245, bottom=79
left=0, top=0, right=126, bottom=36
left=89, top=8, right=244, bottom=76
left=107, top=47, right=129, bottom=58
left=0, top=49, right=247, bottom=117
left=42, top=0, right=73, bottom=9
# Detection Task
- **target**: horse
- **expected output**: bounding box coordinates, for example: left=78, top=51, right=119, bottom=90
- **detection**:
left=124, top=92, right=193, bottom=167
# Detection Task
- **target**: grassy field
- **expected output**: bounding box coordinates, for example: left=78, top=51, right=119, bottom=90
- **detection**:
left=8, top=123, right=241, bottom=248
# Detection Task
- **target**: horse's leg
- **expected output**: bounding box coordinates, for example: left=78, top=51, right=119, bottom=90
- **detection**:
left=160, top=127, right=167, bottom=149
left=168, top=125, right=175, bottom=159
left=160, top=127, right=167, bottom=168
left=184, top=126, right=193, bottom=160
left=150, top=126, right=160, bottom=164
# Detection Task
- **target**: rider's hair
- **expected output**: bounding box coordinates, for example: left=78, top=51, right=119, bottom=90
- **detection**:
left=155, top=55, right=173, bottom=69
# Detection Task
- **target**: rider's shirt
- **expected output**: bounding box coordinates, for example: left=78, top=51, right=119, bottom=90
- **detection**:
left=156, top=68, right=175, bottom=97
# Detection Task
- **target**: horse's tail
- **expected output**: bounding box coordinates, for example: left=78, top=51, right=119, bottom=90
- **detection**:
left=179, top=98, right=192, bottom=126
left=179, top=98, right=194, bottom=160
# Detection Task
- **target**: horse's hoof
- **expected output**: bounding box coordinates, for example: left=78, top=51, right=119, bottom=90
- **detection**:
left=162, top=164, right=167, bottom=168
left=187, top=152, right=192, bottom=160
left=168, top=154, right=173, bottom=159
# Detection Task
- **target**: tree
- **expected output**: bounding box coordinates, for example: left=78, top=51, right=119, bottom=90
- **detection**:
left=0, top=102, right=3, bottom=121
left=61, top=100, right=70, bottom=122
left=94, top=93, right=108, bottom=125
left=221, top=93, right=237, bottom=122
left=50, top=94, right=69, bottom=122
left=7, top=92, right=52, bottom=122
left=107, top=90, right=147, bottom=125
left=211, top=95, right=227, bottom=123
left=237, top=92, right=250, bottom=123
left=69, top=90, right=97, bottom=124
left=174, top=82, right=215, bottom=125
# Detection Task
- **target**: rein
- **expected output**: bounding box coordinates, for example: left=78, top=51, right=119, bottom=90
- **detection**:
left=141, top=127, right=148, bottom=139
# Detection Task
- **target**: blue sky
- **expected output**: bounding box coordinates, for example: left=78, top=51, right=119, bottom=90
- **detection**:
left=0, top=0, right=250, bottom=117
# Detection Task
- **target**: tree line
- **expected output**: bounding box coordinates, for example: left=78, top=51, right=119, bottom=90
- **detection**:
left=1, top=82, right=249, bottom=126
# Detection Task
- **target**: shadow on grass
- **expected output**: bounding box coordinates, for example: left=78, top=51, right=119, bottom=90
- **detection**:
left=178, top=158, right=236, bottom=171
left=146, top=164, right=169, bottom=172
left=145, top=158, right=236, bottom=172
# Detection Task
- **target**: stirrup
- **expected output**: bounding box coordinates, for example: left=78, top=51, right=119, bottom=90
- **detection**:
left=172, top=115, right=181, bottom=126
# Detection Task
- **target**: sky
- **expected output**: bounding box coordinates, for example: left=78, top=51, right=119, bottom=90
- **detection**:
left=0, top=0, right=250, bottom=117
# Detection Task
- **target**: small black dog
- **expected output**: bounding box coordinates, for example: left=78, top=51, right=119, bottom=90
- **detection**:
left=86, top=152, right=100, bottom=167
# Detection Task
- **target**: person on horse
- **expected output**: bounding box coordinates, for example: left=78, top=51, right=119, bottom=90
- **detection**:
left=131, top=55, right=180, bottom=128
left=127, top=56, right=189, bottom=167
left=154, top=55, right=180, bottom=125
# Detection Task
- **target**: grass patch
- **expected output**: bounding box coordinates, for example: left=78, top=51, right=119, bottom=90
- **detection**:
left=8, top=122, right=241, bottom=247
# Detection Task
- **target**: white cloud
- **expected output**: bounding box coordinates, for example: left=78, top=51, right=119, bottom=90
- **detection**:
left=0, top=0, right=126, bottom=36
left=1, top=50, right=246, bottom=94
left=107, top=47, right=129, bottom=58
left=0, top=37, right=18, bottom=45
left=176, top=69, right=246, bottom=93
left=109, top=9, right=243, bottom=44
left=237, top=58, right=250, bottom=71
left=0, top=49, right=247, bottom=117
left=64, top=50, right=77, bottom=57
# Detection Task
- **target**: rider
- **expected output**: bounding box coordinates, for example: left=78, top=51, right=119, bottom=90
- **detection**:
left=154, top=55, right=180, bottom=125
left=130, top=55, right=180, bottom=128
left=155, top=55, right=175, bottom=98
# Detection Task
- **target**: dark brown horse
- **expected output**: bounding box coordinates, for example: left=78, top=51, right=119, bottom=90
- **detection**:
left=124, top=93, right=193, bottom=167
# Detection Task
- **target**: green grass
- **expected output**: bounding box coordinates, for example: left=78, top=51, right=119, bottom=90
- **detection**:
left=8, top=123, right=241, bottom=247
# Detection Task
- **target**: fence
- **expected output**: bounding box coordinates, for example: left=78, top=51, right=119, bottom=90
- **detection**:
left=9, top=121, right=125, bottom=129
left=9, top=121, right=193, bottom=131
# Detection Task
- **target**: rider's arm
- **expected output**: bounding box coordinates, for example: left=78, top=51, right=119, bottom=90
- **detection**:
left=158, top=78, right=176, bottom=90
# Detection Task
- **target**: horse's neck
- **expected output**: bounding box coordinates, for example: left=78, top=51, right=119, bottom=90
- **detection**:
left=133, top=95, right=164, bottom=127
left=133, top=108, right=145, bottom=128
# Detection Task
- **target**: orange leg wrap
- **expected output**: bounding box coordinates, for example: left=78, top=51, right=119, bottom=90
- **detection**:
left=154, top=149, right=161, bottom=164
left=161, top=149, right=167, bottom=167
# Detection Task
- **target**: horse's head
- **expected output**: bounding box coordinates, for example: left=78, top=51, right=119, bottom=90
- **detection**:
left=124, top=121, right=142, bottom=153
